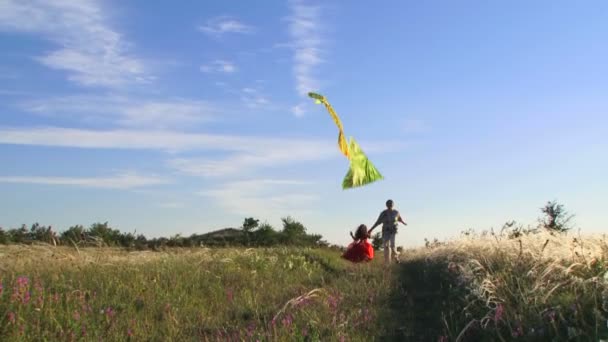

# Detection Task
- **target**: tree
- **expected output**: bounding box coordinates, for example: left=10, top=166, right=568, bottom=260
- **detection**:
left=242, top=217, right=259, bottom=246
left=371, top=232, right=382, bottom=250
left=252, top=222, right=279, bottom=246
left=281, top=216, right=307, bottom=245
left=242, top=217, right=259, bottom=232
left=539, top=201, right=574, bottom=233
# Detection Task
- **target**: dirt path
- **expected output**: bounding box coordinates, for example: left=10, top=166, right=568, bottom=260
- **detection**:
left=376, top=258, right=470, bottom=341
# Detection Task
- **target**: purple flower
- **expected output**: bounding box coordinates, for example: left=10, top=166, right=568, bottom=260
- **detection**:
left=127, top=328, right=134, bottom=337
left=226, top=288, right=234, bottom=303
left=281, top=314, right=293, bottom=328
left=494, top=304, right=504, bottom=322
left=327, top=295, right=340, bottom=311
left=511, top=325, right=524, bottom=337
left=247, top=322, right=256, bottom=337
left=105, top=307, right=115, bottom=319
left=17, top=276, right=29, bottom=287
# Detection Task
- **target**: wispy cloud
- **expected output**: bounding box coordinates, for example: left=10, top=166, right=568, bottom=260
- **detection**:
left=287, top=0, right=325, bottom=101
left=199, top=179, right=317, bottom=217
left=167, top=141, right=336, bottom=177
left=291, top=104, right=306, bottom=117
left=0, top=171, right=171, bottom=189
left=198, top=16, right=255, bottom=37
left=200, top=60, right=237, bottom=73
left=0, top=0, right=151, bottom=87
left=0, top=126, right=332, bottom=152
left=239, top=87, right=271, bottom=109
left=0, top=127, right=406, bottom=182
left=21, top=95, right=218, bottom=129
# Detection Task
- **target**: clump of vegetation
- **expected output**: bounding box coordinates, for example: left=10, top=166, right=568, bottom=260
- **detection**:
left=0, top=216, right=328, bottom=250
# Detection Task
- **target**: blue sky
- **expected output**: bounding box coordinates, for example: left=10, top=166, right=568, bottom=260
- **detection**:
left=1, top=0, right=606, bottom=247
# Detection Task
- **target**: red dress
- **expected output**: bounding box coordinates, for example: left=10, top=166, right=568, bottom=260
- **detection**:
left=342, top=239, right=374, bottom=262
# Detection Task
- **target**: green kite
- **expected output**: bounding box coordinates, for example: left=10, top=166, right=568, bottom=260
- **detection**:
left=308, top=92, right=384, bottom=189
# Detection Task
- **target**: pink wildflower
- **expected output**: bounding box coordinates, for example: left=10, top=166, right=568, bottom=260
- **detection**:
left=105, top=307, right=115, bottom=319
left=8, top=311, right=16, bottom=324
left=226, top=288, right=234, bottom=303
left=494, top=303, right=504, bottom=322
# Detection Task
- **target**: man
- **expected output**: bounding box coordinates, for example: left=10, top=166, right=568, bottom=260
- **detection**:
left=369, top=199, right=407, bottom=265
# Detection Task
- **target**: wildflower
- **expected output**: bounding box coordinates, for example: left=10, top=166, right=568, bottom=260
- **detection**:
left=247, top=322, right=256, bottom=337
left=226, top=288, right=234, bottom=303
left=17, top=276, right=29, bottom=287
left=127, top=328, right=134, bottom=337
left=494, top=303, right=504, bottom=322
left=511, top=324, right=524, bottom=337
left=8, top=311, right=16, bottom=324
left=281, top=314, right=293, bottom=328
left=0, top=282, right=3, bottom=296
left=327, top=295, right=340, bottom=311
left=81, top=325, right=87, bottom=337
left=73, top=310, right=81, bottom=321
left=105, top=307, right=115, bottom=319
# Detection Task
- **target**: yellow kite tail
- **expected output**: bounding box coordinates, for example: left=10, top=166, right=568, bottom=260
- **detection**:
left=308, top=92, right=350, bottom=158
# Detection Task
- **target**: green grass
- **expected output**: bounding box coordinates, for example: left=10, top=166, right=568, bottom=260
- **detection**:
left=1, top=230, right=607, bottom=341
left=0, top=246, right=395, bottom=341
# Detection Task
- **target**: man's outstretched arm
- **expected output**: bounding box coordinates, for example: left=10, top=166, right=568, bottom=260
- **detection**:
left=398, top=213, right=407, bottom=225
left=368, top=212, right=384, bottom=233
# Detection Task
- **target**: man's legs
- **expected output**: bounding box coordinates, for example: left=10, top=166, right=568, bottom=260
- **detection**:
left=389, top=233, right=399, bottom=262
left=382, top=231, right=396, bottom=265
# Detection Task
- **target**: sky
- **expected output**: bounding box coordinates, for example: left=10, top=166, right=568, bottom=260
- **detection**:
left=0, top=0, right=607, bottom=248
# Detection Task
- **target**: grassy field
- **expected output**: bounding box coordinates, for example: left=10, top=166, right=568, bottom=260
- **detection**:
left=1, top=230, right=607, bottom=341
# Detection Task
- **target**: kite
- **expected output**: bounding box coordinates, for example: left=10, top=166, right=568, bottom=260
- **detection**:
left=308, top=92, right=384, bottom=189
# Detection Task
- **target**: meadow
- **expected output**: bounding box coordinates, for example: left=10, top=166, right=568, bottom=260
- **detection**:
left=1, top=230, right=607, bottom=341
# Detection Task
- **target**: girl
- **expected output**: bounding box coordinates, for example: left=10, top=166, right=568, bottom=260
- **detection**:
left=342, top=224, right=374, bottom=262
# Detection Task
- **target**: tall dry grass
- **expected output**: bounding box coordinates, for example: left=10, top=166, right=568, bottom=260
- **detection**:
left=402, top=230, right=608, bottom=340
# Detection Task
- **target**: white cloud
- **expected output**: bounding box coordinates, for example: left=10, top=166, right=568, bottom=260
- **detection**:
left=198, top=16, right=254, bottom=36
left=200, top=60, right=237, bottom=73
left=21, top=95, right=217, bottom=129
left=0, top=126, right=406, bottom=155
left=0, top=126, right=332, bottom=152
left=0, top=171, right=170, bottom=189
left=287, top=0, right=325, bottom=98
left=291, top=103, right=306, bottom=117
left=0, top=127, right=407, bottom=180
left=199, top=179, right=317, bottom=217
left=0, top=0, right=151, bottom=88
left=167, top=141, right=336, bottom=177
left=238, top=86, right=271, bottom=109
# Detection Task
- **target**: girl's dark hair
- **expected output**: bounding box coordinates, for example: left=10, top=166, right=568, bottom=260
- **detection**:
left=354, top=224, right=369, bottom=240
